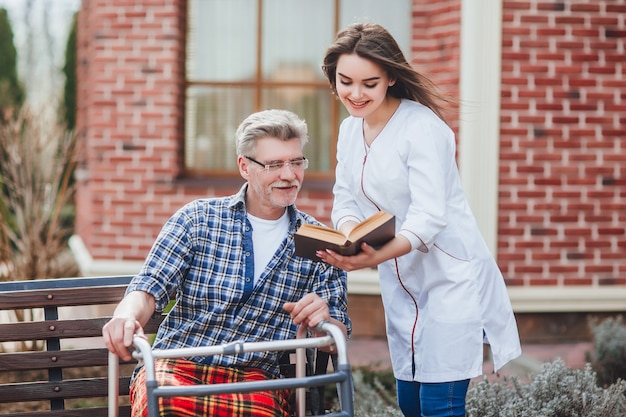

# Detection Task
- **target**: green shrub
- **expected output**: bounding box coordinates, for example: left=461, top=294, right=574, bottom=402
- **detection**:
left=349, top=369, right=402, bottom=417
left=588, top=316, right=626, bottom=387
left=0, top=7, right=25, bottom=115
left=466, top=359, right=626, bottom=417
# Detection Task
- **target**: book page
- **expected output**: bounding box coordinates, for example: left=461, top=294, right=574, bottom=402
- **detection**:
left=348, top=211, right=392, bottom=241
left=295, top=224, right=347, bottom=245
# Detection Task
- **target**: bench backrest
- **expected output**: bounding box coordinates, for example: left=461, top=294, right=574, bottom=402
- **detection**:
left=0, top=276, right=161, bottom=417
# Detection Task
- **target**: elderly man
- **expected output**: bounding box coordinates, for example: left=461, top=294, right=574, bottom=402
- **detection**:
left=103, top=109, right=351, bottom=417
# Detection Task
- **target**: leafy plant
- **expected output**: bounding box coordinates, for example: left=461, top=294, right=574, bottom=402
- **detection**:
left=348, top=369, right=403, bottom=417
left=61, top=12, right=77, bottom=130
left=0, top=7, right=25, bottom=117
left=466, top=359, right=626, bottom=417
left=587, top=316, right=626, bottom=387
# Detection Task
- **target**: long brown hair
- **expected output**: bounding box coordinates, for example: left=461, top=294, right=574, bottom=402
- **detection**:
left=322, top=22, right=452, bottom=121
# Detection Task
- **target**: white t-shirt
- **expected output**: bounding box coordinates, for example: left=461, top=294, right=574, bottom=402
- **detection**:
left=247, top=210, right=289, bottom=285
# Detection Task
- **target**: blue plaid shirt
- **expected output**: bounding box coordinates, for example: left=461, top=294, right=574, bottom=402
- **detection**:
left=126, top=184, right=351, bottom=376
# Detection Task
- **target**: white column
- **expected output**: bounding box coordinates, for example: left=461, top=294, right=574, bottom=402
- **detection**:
left=458, top=0, right=503, bottom=255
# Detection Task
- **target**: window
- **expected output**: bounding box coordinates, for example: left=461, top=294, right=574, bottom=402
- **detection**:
left=185, top=0, right=411, bottom=177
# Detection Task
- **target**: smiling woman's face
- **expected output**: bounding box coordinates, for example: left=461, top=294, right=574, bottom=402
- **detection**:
left=335, top=53, right=393, bottom=119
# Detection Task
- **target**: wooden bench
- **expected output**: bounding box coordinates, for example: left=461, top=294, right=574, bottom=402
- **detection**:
left=0, top=276, right=346, bottom=416
left=0, top=275, right=161, bottom=417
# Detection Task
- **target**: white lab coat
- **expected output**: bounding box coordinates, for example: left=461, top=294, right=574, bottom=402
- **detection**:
left=332, top=99, right=522, bottom=382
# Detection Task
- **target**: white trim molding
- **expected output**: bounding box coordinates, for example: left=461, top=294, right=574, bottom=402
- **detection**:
left=68, top=235, right=144, bottom=276
left=458, top=0, right=503, bottom=256
left=508, top=286, right=626, bottom=313
left=348, top=270, right=626, bottom=313
left=347, top=269, right=381, bottom=295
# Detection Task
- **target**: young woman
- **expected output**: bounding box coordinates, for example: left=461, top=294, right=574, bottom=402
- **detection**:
left=319, top=22, right=522, bottom=417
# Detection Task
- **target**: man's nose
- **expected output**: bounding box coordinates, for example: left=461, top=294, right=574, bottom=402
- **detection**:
left=279, top=163, right=298, bottom=178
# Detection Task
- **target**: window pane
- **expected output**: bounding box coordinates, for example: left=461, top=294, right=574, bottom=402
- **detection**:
left=262, top=0, right=334, bottom=81
left=187, top=0, right=257, bottom=81
left=185, top=86, right=256, bottom=171
left=262, top=87, right=334, bottom=171
left=184, top=0, right=412, bottom=176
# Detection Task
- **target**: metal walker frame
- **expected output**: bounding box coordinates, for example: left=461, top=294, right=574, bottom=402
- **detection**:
left=108, top=322, right=353, bottom=417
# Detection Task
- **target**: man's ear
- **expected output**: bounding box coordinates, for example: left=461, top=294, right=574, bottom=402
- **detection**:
left=238, top=155, right=250, bottom=180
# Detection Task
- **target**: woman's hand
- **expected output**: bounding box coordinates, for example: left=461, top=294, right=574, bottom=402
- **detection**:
left=316, top=242, right=379, bottom=271
left=317, top=235, right=413, bottom=271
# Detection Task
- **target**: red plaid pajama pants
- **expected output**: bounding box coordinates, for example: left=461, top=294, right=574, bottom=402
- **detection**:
left=130, top=358, right=292, bottom=417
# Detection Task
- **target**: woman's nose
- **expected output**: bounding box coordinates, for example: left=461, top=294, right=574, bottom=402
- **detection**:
left=350, top=84, right=363, bottom=98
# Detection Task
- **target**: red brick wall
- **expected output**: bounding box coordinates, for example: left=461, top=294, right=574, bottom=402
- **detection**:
left=75, top=0, right=625, bottom=291
left=411, top=0, right=462, bottom=131
left=498, top=0, right=626, bottom=286
left=76, top=0, right=189, bottom=261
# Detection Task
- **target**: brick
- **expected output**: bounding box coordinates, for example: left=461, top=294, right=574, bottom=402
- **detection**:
left=536, top=52, right=566, bottom=61
left=532, top=252, right=561, bottom=261
left=528, top=278, right=559, bottom=285
left=599, top=277, right=626, bottom=286
left=529, top=227, right=557, bottom=236
left=547, top=265, right=579, bottom=273
left=585, top=265, right=615, bottom=274
left=598, top=227, right=626, bottom=236
left=517, top=265, right=545, bottom=274
left=555, top=16, right=586, bottom=25
left=551, top=240, right=579, bottom=249
left=584, top=212, right=614, bottom=223
left=590, top=16, right=619, bottom=25
left=571, top=52, right=600, bottom=63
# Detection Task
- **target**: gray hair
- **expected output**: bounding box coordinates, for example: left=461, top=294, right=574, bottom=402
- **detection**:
left=235, top=109, right=309, bottom=157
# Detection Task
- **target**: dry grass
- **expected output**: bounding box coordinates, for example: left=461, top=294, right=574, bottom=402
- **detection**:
left=0, top=105, right=79, bottom=281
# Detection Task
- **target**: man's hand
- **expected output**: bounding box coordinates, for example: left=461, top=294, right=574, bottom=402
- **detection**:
left=283, top=293, right=330, bottom=329
left=102, top=316, right=147, bottom=361
left=284, top=293, right=348, bottom=352
left=101, top=290, right=155, bottom=361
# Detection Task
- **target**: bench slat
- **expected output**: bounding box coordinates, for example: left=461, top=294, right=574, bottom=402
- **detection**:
left=0, top=318, right=110, bottom=343
left=0, top=377, right=131, bottom=403
left=0, top=276, right=133, bottom=292
left=0, top=316, right=163, bottom=343
left=0, top=348, right=139, bottom=372
left=0, top=286, right=127, bottom=310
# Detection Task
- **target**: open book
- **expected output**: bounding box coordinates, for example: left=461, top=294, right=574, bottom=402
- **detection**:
left=294, top=211, right=395, bottom=261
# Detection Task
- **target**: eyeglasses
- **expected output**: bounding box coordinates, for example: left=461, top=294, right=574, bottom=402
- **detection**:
left=245, top=156, right=309, bottom=172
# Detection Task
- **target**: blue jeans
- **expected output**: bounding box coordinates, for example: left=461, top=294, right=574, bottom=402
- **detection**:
left=396, top=379, right=470, bottom=417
